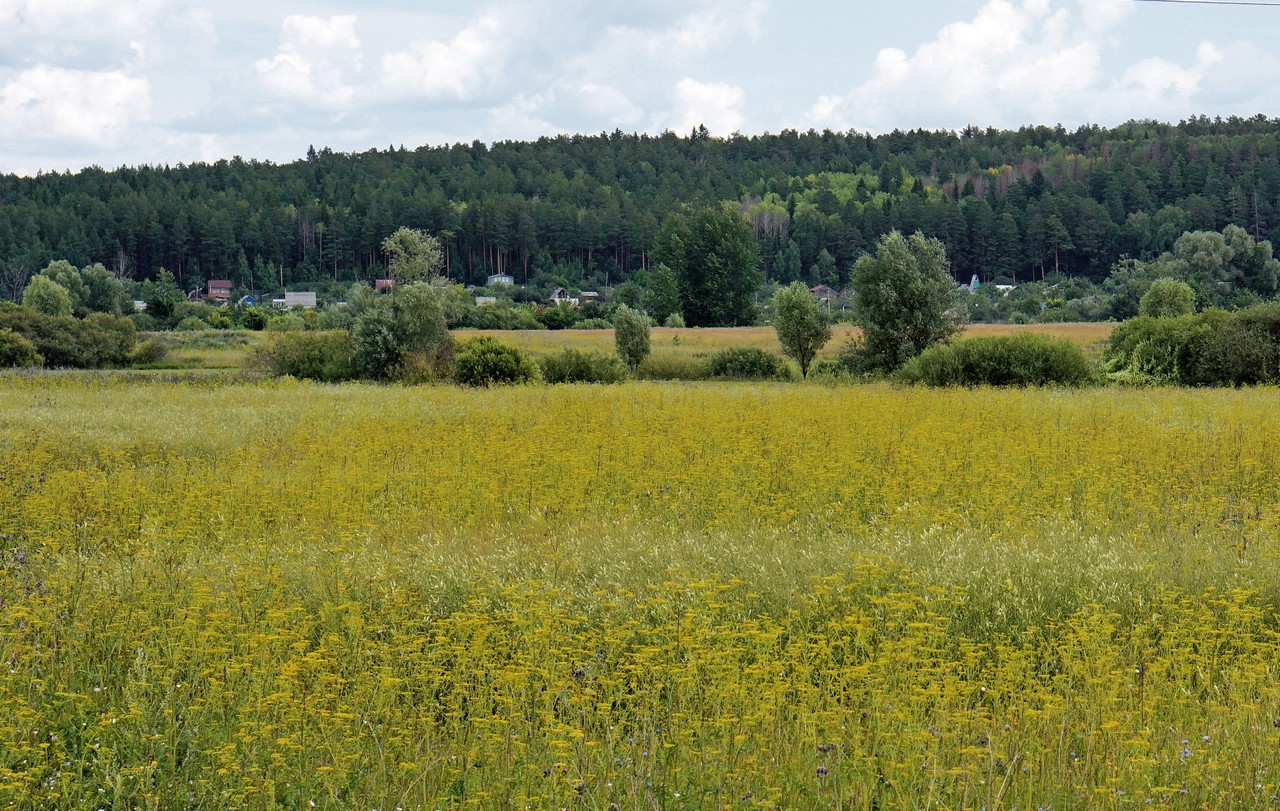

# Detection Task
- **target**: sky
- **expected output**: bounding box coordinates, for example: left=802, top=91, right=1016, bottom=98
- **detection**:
left=2, top=0, right=1279, bottom=176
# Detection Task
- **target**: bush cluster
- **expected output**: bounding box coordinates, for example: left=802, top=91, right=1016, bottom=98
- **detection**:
left=634, top=353, right=708, bottom=381
left=704, top=347, right=793, bottom=381
left=454, top=337, right=540, bottom=386
left=899, top=333, right=1094, bottom=387
left=0, top=304, right=136, bottom=368
left=539, top=348, right=625, bottom=384
left=0, top=329, right=42, bottom=368
left=1104, top=303, right=1280, bottom=385
left=250, top=331, right=357, bottom=382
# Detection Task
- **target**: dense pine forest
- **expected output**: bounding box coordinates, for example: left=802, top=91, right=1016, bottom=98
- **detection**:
left=3, top=115, right=1280, bottom=298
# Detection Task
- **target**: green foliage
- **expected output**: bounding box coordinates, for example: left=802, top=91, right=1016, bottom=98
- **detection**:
left=176, top=316, right=211, bottom=331
left=612, top=304, right=651, bottom=371
left=250, top=331, right=357, bottom=382
left=662, top=312, right=686, bottom=328
left=265, top=313, right=305, bottom=332
left=1103, top=313, right=1215, bottom=384
left=538, top=348, right=625, bottom=384
left=78, top=263, right=128, bottom=315
left=0, top=329, right=42, bottom=367
left=1140, top=278, right=1196, bottom=318
left=38, top=260, right=88, bottom=314
left=850, top=230, right=958, bottom=372
left=899, top=334, right=1094, bottom=387
left=656, top=207, right=762, bottom=327
left=772, top=281, right=831, bottom=378
left=807, top=356, right=851, bottom=381
left=143, top=269, right=185, bottom=324
left=351, top=283, right=455, bottom=381
left=382, top=227, right=445, bottom=285
left=464, top=302, right=544, bottom=330
left=643, top=263, right=682, bottom=324
left=538, top=303, right=578, bottom=330
left=635, top=352, right=707, bottom=381
left=22, top=275, right=72, bottom=317
left=705, top=347, right=793, bottom=381
left=237, top=307, right=269, bottom=330
left=454, top=337, right=540, bottom=386
left=127, top=338, right=169, bottom=367
left=13, top=119, right=1280, bottom=302
left=0, top=304, right=136, bottom=368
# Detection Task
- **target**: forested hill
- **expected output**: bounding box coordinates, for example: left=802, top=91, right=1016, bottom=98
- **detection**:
left=3, top=115, right=1280, bottom=294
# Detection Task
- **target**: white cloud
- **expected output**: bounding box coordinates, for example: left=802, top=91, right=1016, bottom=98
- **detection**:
left=0, top=65, right=149, bottom=149
left=380, top=13, right=512, bottom=102
left=0, top=0, right=170, bottom=66
left=576, top=84, right=645, bottom=127
left=256, top=15, right=363, bottom=110
left=1076, top=0, right=1132, bottom=33
left=670, top=77, right=745, bottom=135
left=804, top=0, right=1256, bottom=132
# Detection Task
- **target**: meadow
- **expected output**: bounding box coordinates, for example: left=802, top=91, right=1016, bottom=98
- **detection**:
left=146, top=321, right=1115, bottom=376
left=2, top=376, right=1279, bottom=809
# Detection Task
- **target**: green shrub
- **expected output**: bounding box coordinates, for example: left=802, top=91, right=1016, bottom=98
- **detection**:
left=537, top=305, right=577, bottom=330
left=0, top=304, right=136, bottom=368
left=1102, top=313, right=1220, bottom=384
left=265, top=313, right=305, bottom=332
left=454, top=337, right=540, bottom=386
left=662, top=312, right=686, bottom=328
left=350, top=285, right=455, bottom=382
left=539, top=348, right=625, bottom=384
left=808, top=356, right=851, bottom=382
left=574, top=318, right=613, bottom=330
left=250, top=331, right=357, bottom=382
left=634, top=352, right=708, bottom=381
left=899, top=333, right=1094, bottom=387
left=0, top=329, right=42, bottom=367
left=238, top=307, right=269, bottom=330
left=613, top=304, right=651, bottom=371
left=128, top=338, right=169, bottom=367
left=463, top=303, right=544, bottom=330
left=705, top=347, right=793, bottom=381
left=176, top=316, right=211, bottom=331
left=1182, top=303, right=1280, bottom=386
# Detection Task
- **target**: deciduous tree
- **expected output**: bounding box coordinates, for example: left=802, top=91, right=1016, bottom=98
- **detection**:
left=850, top=230, right=958, bottom=372
left=612, top=304, right=650, bottom=372
left=655, top=206, right=762, bottom=327
left=772, top=281, right=830, bottom=378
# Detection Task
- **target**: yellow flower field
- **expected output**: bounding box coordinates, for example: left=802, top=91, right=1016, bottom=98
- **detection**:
left=1, top=377, right=1278, bottom=809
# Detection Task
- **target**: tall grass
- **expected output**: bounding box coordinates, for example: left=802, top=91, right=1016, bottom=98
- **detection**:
left=0, top=377, right=1275, bottom=808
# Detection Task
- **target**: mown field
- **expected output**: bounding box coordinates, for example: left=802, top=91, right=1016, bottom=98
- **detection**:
left=461, top=322, right=1114, bottom=362
left=149, top=321, right=1116, bottom=372
left=2, top=377, right=1278, bottom=809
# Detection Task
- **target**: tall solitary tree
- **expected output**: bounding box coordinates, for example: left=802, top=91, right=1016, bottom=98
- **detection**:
left=613, top=304, right=651, bottom=372
left=772, top=281, right=830, bottom=378
left=850, top=230, right=958, bottom=372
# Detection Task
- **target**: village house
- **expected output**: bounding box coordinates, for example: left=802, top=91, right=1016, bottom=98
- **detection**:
left=207, top=279, right=233, bottom=302
left=548, top=287, right=579, bottom=306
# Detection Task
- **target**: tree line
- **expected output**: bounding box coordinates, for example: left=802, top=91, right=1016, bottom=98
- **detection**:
left=5, top=115, right=1280, bottom=298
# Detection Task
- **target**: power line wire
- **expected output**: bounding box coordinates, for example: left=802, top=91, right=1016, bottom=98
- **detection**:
left=1130, top=0, right=1280, bottom=6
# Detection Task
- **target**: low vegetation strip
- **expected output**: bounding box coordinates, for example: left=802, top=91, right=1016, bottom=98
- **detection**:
left=1, top=380, right=1278, bottom=808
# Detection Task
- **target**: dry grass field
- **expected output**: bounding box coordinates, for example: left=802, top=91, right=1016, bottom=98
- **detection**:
left=466, top=321, right=1116, bottom=361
